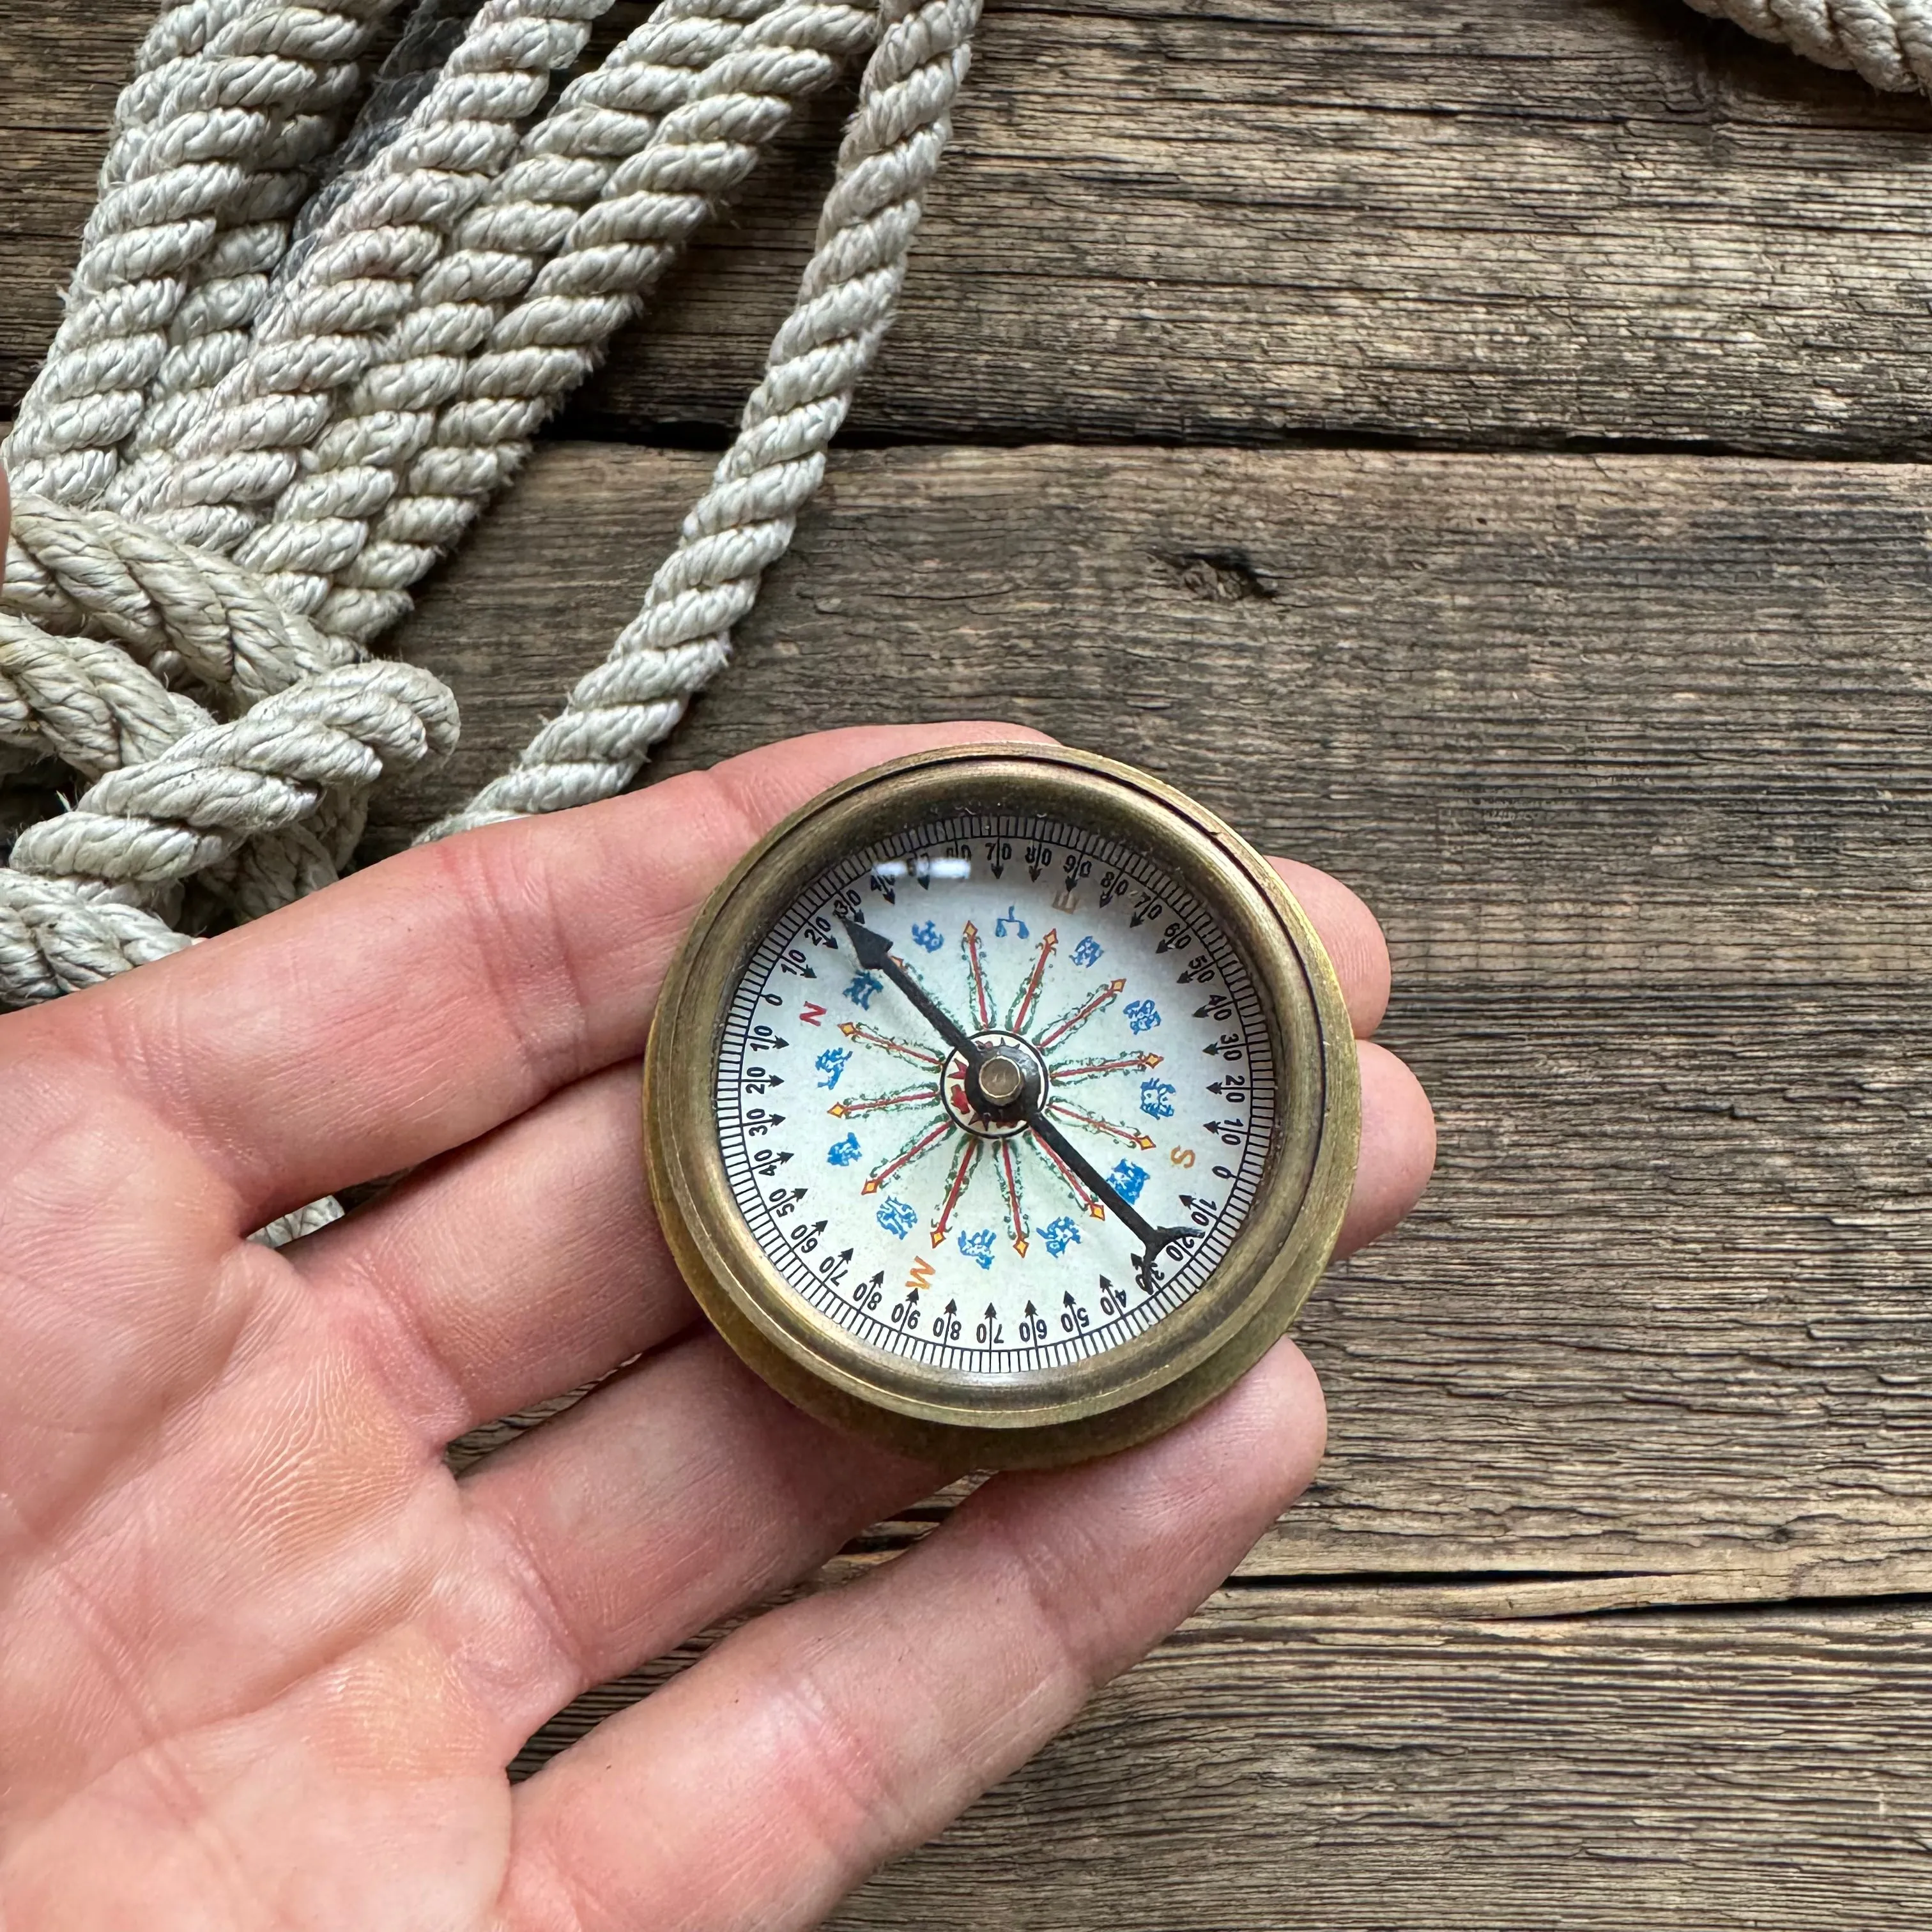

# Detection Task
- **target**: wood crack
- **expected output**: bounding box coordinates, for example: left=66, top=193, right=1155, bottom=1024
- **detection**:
left=1215, top=1561, right=1932, bottom=1623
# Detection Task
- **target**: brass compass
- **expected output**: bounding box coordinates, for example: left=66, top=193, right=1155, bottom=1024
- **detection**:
left=644, top=744, right=1359, bottom=1468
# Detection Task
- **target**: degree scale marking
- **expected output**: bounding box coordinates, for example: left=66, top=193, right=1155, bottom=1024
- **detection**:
left=714, top=814, right=1277, bottom=1377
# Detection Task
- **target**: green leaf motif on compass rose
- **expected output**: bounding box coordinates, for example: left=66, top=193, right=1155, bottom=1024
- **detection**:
left=713, top=813, right=1278, bottom=1374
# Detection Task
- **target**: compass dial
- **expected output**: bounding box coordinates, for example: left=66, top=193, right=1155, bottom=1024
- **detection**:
left=645, top=744, right=1358, bottom=1468
left=714, top=816, right=1276, bottom=1374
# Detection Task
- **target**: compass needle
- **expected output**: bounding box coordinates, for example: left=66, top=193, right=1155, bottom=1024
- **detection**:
left=647, top=744, right=1359, bottom=1468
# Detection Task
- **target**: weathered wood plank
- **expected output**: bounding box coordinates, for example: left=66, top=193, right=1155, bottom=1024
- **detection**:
left=829, top=1602, right=1932, bottom=1929
left=365, top=440, right=1932, bottom=1580
left=510, top=1598, right=1932, bottom=1929
left=13, top=1, right=1932, bottom=453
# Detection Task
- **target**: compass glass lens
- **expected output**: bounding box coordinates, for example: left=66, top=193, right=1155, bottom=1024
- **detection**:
left=714, top=812, right=1279, bottom=1376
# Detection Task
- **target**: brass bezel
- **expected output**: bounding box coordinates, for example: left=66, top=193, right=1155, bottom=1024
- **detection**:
left=643, top=744, right=1360, bottom=1468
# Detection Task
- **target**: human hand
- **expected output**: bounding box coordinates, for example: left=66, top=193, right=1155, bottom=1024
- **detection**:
left=0, top=709, right=1432, bottom=1928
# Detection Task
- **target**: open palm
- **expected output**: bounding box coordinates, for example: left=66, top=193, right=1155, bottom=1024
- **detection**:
left=0, top=716, right=1432, bottom=1929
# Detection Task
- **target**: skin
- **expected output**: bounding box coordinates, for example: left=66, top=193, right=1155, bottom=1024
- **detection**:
left=0, top=487, right=1436, bottom=1931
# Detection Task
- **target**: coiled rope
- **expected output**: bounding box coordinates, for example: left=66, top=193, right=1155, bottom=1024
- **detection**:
left=0, top=0, right=1919, bottom=1225
left=0, top=0, right=976, bottom=1023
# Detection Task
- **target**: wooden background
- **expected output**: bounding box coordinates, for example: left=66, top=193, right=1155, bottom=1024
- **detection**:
left=8, top=1, right=1932, bottom=1922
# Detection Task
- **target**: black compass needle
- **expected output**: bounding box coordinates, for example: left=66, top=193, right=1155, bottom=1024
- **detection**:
left=1021, top=1103, right=1197, bottom=1280
left=839, top=917, right=984, bottom=1070
left=841, top=915, right=1195, bottom=1285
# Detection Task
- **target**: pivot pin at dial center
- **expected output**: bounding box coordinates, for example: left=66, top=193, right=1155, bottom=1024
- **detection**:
left=974, top=1052, right=1027, bottom=1107
left=944, top=1031, right=1046, bottom=1136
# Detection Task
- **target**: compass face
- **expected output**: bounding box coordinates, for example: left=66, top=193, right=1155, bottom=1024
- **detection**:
left=714, top=813, right=1279, bottom=1376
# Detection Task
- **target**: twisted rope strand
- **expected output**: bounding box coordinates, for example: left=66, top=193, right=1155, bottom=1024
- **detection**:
left=6, top=494, right=356, bottom=702
left=426, top=0, right=978, bottom=836
left=233, top=0, right=812, bottom=627
left=0, top=873, right=193, bottom=1006
left=116, top=0, right=622, bottom=554
left=112, top=2, right=481, bottom=514
left=6, top=661, right=458, bottom=900
left=0, top=616, right=213, bottom=778
left=314, top=0, right=875, bottom=645
left=2, top=2, right=399, bottom=509
left=0, top=489, right=427, bottom=937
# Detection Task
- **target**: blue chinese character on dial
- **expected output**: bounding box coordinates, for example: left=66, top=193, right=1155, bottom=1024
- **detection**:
left=875, top=1197, right=918, bottom=1238
left=1039, top=1215, right=1082, bottom=1257
left=1107, top=1159, right=1149, bottom=1206
left=910, top=920, right=943, bottom=951
left=815, top=1046, right=850, bottom=1089
left=957, top=1228, right=997, bottom=1269
left=1138, top=1078, right=1176, bottom=1119
left=1071, top=935, right=1103, bottom=969
left=843, top=971, right=883, bottom=1010
left=827, top=1133, right=861, bottom=1167
left=1123, top=997, right=1162, bottom=1034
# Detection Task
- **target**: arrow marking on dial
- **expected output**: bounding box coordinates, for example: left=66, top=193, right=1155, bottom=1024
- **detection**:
left=828, top=1084, right=940, bottom=1118
left=860, top=1117, right=954, bottom=1196
left=1008, top=927, right=1057, bottom=1033
left=838, top=1021, right=944, bottom=1070
left=1036, top=977, right=1127, bottom=1052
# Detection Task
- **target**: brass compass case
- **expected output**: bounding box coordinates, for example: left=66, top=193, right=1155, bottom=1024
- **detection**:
left=643, top=744, right=1361, bottom=1468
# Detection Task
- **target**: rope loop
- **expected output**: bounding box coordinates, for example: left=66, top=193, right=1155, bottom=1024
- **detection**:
left=0, top=0, right=977, bottom=1063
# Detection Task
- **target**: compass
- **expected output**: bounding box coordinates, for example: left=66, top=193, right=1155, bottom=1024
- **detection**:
left=643, top=744, right=1360, bottom=1467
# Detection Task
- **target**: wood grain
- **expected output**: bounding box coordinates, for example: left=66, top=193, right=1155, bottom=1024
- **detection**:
left=507, top=1594, right=1932, bottom=1929
left=826, top=1600, right=1932, bottom=1929
left=369, top=440, right=1932, bottom=1583
left=13, top=2, right=1932, bottom=454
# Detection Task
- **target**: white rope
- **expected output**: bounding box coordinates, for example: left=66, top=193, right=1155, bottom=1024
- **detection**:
left=428, top=0, right=980, bottom=832
left=8, top=659, right=458, bottom=897
left=1685, top=0, right=1932, bottom=90
left=0, top=615, right=210, bottom=776
left=262, top=0, right=877, bottom=643
left=109, top=0, right=622, bottom=555
left=0, top=873, right=190, bottom=1004
left=7, top=494, right=356, bottom=699
left=4, top=2, right=393, bottom=509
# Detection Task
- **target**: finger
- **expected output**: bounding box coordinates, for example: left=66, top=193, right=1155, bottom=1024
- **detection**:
left=287, top=1060, right=682, bottom=1446
left=11, top=724, right=1048, bottom=1227
left=1338, top=1039, right=1436, bottom=1257
left=338, top=1041, right=1420, bottom=1721
left=499, top=1335, right=1326, bottom=1932
left=296, top=868, right=1417, bottom=1443
left=1269, top=857, right=1390, bottom=1036
left=457, top=1328, right=944, bottom=1736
